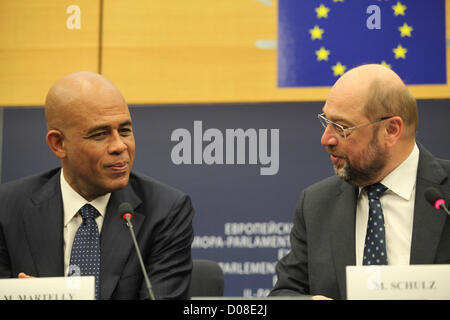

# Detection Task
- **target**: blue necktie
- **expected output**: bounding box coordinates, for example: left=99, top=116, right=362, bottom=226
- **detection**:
left=363, top=183, right=388, bottom=265
left=69, top=204, right=101, bottom=299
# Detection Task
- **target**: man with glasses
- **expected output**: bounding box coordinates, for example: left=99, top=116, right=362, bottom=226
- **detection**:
left=270, top=64, right=450, bottom=300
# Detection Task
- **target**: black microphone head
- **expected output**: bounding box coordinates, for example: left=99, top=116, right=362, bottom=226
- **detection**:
left=424, top=187, right=444, bottom=206
left=118, top=202, right=134, bottom=216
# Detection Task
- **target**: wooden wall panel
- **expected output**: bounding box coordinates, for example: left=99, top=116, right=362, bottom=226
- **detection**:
left=0, top=0, right=100, bottom=106
left=101, top=0, right=331, bottom=104
left=1, top=0, right=449, bottom=106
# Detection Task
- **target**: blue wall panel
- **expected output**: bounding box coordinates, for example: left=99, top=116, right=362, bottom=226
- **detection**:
left=2, top=100, right=449, bottom=296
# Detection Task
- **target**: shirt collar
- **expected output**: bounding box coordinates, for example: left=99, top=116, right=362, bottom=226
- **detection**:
left=60, top=169, right=111, bottom=227
left=358, top=143, right=419, bottom=200
left=380, top=143, right=419, bottom=200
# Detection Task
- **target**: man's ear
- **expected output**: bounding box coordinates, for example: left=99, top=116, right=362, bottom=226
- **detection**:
left=46, top=130, right=67, bottom=159
left=384, top=116, right=403, bottom=148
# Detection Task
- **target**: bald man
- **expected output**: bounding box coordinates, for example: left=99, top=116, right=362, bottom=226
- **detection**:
left=0, top=71, right=195, bottom=299
left=270, top=64, right=450, bottom=300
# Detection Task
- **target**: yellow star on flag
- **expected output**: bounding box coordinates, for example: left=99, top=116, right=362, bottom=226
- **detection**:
left=309, top=25, right=325, bottom=40
left=380, top=61, right=392, bottom=69
left=315, top=4, right=330, bottom=19
left=332, top=62, right=346, bottom=77
left=333, top=0, right=344, bottom=2
left=398, top=22, right=413, bottom=37
left=392, top=2, right=407, bottom=16
left=315, top=46, right=330, bottom=61
left=393, top=44, right=408, bottom=59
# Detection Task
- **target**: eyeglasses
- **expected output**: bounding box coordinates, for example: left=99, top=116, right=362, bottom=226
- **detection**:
left=318, top=113, right=393, bottom=139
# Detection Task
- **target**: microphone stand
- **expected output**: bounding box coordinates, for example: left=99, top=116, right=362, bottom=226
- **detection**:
left=124, top=215, right=156, bottom=300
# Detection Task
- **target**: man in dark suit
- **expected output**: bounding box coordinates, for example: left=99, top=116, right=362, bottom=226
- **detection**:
left=270, top=64, right=450, bottom=300
left=0, top=71, right=194, bottom=299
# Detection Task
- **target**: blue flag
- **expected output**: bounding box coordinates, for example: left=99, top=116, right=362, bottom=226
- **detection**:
left=278, top=0, right=446, bottom=87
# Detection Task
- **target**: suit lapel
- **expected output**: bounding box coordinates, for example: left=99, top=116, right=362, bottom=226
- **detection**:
left=328, top=144, right=448, bottom=298
left=22, top=171, right=64, bottom=277
left=21, top=169, right=145, bottom=298
left=99, top=182, right=144, bottom=300
left=410, top=144, right=448, bottom=264
left=330, top=182, right=358, bottom=299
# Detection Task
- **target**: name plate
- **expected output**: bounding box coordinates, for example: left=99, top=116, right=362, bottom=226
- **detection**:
left=346, top=265, right=450, bottom=300
left=0, top=276, right=95, bottom=300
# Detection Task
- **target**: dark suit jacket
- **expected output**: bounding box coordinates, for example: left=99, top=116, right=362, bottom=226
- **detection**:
left=0, top=168, right=194, bottom=300
left=270, top=144, right=450, bottom=300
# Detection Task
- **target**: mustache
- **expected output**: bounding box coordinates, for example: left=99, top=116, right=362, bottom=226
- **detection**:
left=326, top=146, right=343, bottom=157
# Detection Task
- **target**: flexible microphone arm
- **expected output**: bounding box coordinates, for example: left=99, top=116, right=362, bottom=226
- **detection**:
left=120, top=203, right=156, bottom=300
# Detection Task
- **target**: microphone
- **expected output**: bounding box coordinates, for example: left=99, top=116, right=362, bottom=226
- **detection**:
left=424, top=187, right=450, bottom=216
left=118, top=202, right=156, bottom=300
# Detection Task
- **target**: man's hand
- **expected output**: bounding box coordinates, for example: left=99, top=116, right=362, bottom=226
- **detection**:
left=312, top=295, right=333, bottom=300
left=18, top=272, right=34, bottom=278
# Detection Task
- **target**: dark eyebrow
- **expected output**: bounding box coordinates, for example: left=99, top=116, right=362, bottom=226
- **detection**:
left=324, top=113, right=354, bottom=127
left=86, top=125, right=110, bottom=135
left=119, top=120, right=133, bottom=128
left=85, top=120, right=132, bottom=135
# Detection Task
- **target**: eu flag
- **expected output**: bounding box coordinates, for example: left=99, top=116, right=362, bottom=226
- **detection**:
left=278, top=0, right=446, bottom=87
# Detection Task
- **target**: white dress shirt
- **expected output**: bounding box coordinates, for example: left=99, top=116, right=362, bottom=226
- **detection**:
left=355, top=143, right=419, bottom=266
left=60, top=169, right=111, bottom=276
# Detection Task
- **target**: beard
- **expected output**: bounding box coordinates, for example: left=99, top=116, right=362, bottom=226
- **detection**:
left=328, top=130, right=388, bottom=186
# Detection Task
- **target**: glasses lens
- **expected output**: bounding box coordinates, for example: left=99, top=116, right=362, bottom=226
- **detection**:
left=318, top=114, right=346, bottom=138
left=335, top=125, right=346, bottom=138
left=318, top=114, right=327, bottom=128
